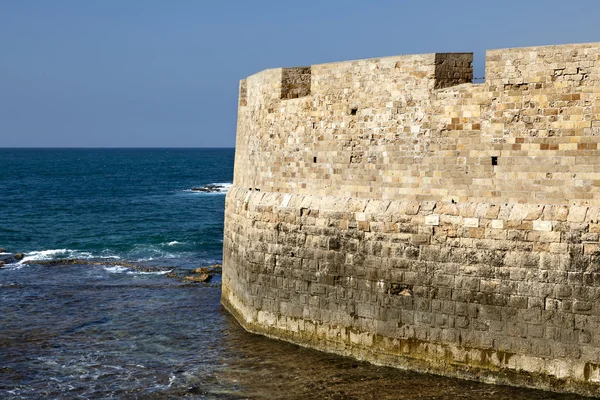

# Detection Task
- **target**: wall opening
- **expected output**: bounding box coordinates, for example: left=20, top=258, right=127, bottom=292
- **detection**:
left=491, top=156, right=498, bottom=166
left=313, top=157, right=317, bottom=163
left=350, top=108, right=358, bottom=116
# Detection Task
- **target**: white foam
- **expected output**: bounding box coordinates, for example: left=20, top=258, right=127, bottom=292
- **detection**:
left=22, top=249, right=94, bottom=262
left=127, top=269, right=173, bottom=276
left=166, top=241, right=182, bottom=246
left=104, top=266, right=130, bottom=274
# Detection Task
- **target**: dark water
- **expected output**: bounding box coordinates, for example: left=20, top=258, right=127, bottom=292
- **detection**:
left=0, top=149, right=589, bottom=399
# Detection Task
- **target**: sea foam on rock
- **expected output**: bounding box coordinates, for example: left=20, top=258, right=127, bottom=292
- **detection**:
left=0, top=251, right=25, bottom=266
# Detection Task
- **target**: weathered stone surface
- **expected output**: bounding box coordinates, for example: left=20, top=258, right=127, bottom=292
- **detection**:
left=223, top=42, right=600, bottom=397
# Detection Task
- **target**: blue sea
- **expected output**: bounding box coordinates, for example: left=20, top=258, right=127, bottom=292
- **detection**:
left=0, top=149, right=585, bottom=399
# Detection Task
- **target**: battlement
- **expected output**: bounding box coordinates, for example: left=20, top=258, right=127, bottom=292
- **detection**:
left=239, top=52, right=474, bottom=107
left=233, top=42, right=600, bottom=206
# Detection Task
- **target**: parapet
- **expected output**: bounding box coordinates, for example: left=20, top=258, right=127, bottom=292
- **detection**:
left=238, top=52, right=473, bottom=107
left=234, top=42, right=600, bottom=206
left=486, top=42, right=600, bottom=87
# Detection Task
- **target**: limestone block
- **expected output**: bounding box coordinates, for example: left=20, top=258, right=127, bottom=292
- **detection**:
left=568, top=206, right=588, bottom=223
left=509, top=204, right=544, bottom=221
left=464, top=218, right=479, bottom=228
left=280, top=194, right=292, bottom=208
left=533, top=220, right=553, bottom=232
left=425, top=215, right=440, bottom=226
left=491, top=219, right=504, bottom=229
left=590, top=224, right=600, bottom=234
left=543, top=205, right=570, bottom=222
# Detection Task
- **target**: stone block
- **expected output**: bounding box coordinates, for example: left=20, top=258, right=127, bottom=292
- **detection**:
left=425, top=214, right=440, bottom=226
left=533, top=220, right=553, bottom=232
left=464, top=218, right=479, bottom=228
left=568, top=206, right=588, bottom=223
left=491, top=219, right=504, bottom=229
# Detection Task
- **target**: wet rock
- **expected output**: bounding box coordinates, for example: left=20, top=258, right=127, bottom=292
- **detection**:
left=0, top=248, right=5, bottom=253
left=183, top=273, right=212, bottom=283
left=0, top=252, right=22, bottom=265
left=199, top=263, right=222, bottom=273
left=191, top=184, right=225, bottom=193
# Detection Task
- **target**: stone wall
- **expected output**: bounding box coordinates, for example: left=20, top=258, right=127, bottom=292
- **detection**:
left=223, top=42, right=600, bottom=396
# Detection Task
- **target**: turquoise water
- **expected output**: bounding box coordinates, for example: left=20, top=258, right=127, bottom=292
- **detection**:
left=0, top=148, right=233, bottom=266
left=0, top=149, right=587, bottom=399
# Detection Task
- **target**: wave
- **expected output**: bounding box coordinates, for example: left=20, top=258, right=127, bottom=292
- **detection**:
left=104, top=265, right=129, bottom=274
left=128, top=269, right=173, bottom=276
left=21, top=249, right=97, bottom=262
left=103, top=265, right=173, bottom=275
left=18, top=246, right=182, bottom=264
left=11, top=243, right=220, bottom=269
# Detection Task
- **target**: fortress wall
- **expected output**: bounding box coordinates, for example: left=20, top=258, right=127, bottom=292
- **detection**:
left=224, top=43, right=600, bottom=396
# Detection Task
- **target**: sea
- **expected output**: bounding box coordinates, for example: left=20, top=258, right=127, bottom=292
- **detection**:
left=0, top=148, right=588, bottom=399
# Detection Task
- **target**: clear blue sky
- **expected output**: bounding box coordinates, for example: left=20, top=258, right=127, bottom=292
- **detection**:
left=1, top=1, right=598, bottom=148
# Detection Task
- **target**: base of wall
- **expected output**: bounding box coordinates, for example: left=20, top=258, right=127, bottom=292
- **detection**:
left=222, top=290, right=598, bottom=397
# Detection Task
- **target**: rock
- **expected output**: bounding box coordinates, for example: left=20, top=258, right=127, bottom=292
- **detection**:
left=0, top=248, right=5, bottom=253
left=0, top=261, right=5, bottom=267
left=193, top=267, right=210, bottom=274
left=0, top=253, right=22, bottom=264
left=191, top=184, right=225, bottom=193
left=183, top=273, right=211, bottom=283
left=0, top=254, right=14, bottom=263
left=203, top=263, right=222, bottom=273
